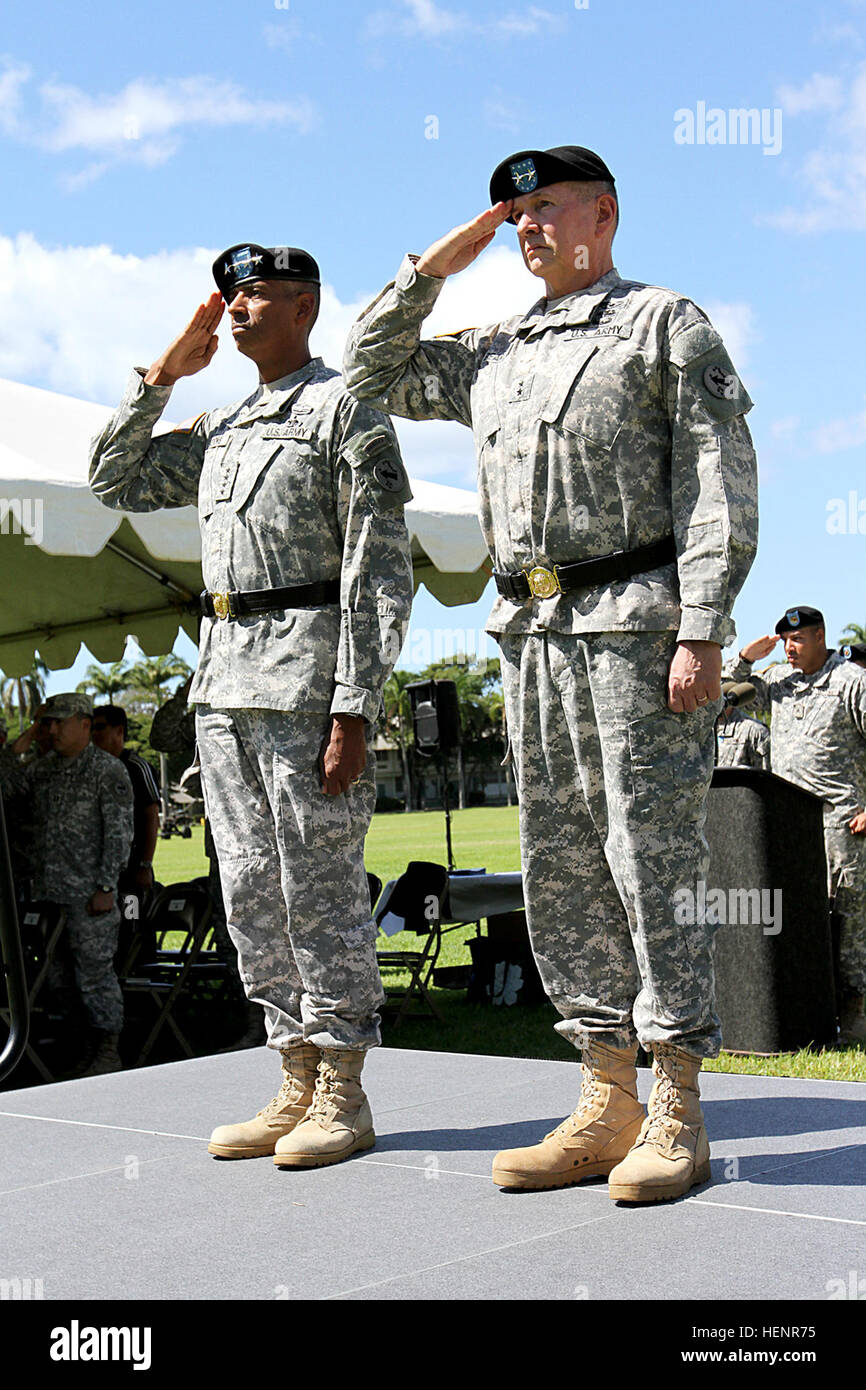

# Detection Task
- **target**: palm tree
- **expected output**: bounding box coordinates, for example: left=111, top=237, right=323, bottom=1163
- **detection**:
left=125, top=655, right=193, bottom=714
left=840, top=622, right=866, bottom=646
left=0, top=655, right=49, bottom=734
left=76, top=660, right=131, bottom=703
left=382, top=669, right=418, bottom=810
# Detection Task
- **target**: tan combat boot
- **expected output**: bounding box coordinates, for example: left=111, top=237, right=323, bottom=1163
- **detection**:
left=491, top=1040, right=645, bottom=1190
left=273, top=1048, right=375, bottom=1168
left=80, top=1031, right=122, bottom=1077
left=838, top=992, right=866, bottom=1045
left=607, top=1043, right=711, bottom=1202
left=208, top=1042, right=320, bottom=1159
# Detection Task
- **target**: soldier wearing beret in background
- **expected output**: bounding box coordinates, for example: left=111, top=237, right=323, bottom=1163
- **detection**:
left=715, top=681, right=770, bottom=770
left=0, top=692, right=133, bottom=1074
left=726, top=607, right=866, bottom=1041
left=344, top=145, right=758, bottom=1203
left=89, top=244, right=414, bottom=1168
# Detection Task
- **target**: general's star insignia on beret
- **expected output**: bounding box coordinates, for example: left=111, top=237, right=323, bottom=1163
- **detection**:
left=510, top=158, right=538, bottom=192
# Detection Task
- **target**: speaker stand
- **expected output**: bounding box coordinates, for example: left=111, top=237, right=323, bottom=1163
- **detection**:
left=440, top=748, right=455, bottom=871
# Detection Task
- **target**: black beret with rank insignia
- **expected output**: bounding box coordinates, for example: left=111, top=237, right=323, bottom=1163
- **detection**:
left=213, top=243, right=321, bottom=301
left=774, top=606, right=825, bottom=636
left=490, top=145, right=616, bottom=222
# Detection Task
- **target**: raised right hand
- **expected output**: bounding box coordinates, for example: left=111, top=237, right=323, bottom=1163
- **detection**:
left=415, top=201, right=514, bottom=279
left=739, top=634, right=780, bottom=663
left=145, top=293, right=225, bottom=386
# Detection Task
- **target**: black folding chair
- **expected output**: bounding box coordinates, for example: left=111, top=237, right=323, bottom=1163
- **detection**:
left=0, top=902, right=68, bottom=1082
left=121, top=878, right=231, bottom=1065
left=375, top=861, right=449, bottom=1026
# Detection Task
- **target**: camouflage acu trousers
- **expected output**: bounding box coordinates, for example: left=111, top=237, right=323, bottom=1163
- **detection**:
left=195, top=706, right=384, bottom=1052
left=47, top=900, right=124, bottom=1034
left=498, top=629, right=723, bottom=1057
left=825, top=827, right=866, bottom=993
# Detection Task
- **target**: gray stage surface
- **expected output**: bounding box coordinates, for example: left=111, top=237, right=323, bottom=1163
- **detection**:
left=2, top=1046, right=865, bottom=1302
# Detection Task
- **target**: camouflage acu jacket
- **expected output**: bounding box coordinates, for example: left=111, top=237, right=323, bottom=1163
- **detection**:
left=715, top=706, right=770, bottom=771
left=0, top=742, right=134, bottom=901
left=89, top=360, right=414, bottom=722
left=723, top=651, right=866, bottom=824
left=343, top=258, right=758, bottom=646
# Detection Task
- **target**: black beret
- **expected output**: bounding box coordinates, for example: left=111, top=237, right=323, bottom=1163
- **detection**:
left=842, top=643, right=866, bottom=662
left=490, top=146, right=616, bottom=222
left=213, top=243, right=320, bottom=300
left=774, top=606, right=825, bottom=636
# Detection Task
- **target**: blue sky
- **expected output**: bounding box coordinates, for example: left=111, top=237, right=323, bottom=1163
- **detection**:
left=1, top=0, right=865, bottom=693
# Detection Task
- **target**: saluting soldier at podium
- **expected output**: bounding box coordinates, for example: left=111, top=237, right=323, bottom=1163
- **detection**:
left=343, top=145, right=758, bottom=1202
left=89, top=244, right=414, bottom=1168
left=726, top=607, right=866, bottom=1041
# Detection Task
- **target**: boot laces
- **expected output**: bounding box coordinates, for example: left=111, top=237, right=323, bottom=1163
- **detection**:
left=257, top=1058, right=307, bottom=1117
left=557, top=1061, right=601, bottom=1134
left=307, top=1060, right=341, bottom=1121
left=643, top=1058, right=684, bottom=1145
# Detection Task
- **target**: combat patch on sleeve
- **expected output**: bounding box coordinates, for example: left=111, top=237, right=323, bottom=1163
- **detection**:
left=342, top=428, right=413, bottom=510
left=668, top=318, right=753, bottom=421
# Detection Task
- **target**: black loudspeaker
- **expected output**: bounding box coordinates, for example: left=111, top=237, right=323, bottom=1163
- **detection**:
left=706, top=768, right=837, bottom=1053
left=406, top=679, right=461, bottom=752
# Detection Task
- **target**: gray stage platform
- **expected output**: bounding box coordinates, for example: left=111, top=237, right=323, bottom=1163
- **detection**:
left=2, top=1046, right=865, bottom=1302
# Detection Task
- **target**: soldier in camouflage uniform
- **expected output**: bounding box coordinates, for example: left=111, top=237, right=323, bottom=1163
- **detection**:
left=344, top=146, right=758, bottom=1202
left=715, top=682, right=770, bottom=770
left=0, top=692, right=133, bottom=1074
left=149, top=675, right=264, bottom=1048
left=725, top=607, right=866, bottom=1042
left=89, top=244, right=413, bottom=1168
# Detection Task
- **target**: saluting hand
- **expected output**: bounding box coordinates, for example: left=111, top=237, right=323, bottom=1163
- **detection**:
left=416, top=202, right=514, bottom=279
left=740, top=634, right=780, bottom=664
left=145, top=293, right=225, bottom=387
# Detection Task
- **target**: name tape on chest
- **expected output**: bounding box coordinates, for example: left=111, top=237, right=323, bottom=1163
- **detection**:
left=261, top=421, right=314, bottom=441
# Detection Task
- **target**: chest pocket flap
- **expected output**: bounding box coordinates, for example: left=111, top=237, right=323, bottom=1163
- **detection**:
left=538, top=340, right=623, bottom=449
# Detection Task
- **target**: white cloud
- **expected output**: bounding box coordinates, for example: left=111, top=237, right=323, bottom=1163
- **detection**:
left=770, top=415, right=801, bottom=438
left=766, top=62, right=866, bottom=231
left=0, top=59, right=316, bottom=184
left=0, top=57, right=29, bottom=132
left=812, top=401, right=866, bottom=453
left=703, top=300, right=757, bottom=371
left=366, top=0, right=562, bottom=42
left=777, top=73, right=845, bottom=115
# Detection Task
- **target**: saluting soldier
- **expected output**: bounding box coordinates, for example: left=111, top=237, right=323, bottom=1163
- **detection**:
left=89, top=244, right=414, bottom=1167
left=715, top=682, right=770, bottom=770
left=343, top=146, right=758, bottom=1202
left=726, top=607, right=866, bottom=1041
left=0, top=692, right=133, bottom=1074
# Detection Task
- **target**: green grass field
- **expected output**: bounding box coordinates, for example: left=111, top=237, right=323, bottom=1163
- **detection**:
left=153, top=807, right=866, bottom=1081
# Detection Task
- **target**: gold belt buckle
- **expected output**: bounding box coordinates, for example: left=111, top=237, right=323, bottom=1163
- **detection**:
left=524, top=565, right=562, bottom=600
left=211, top=591, right=232, bottom=620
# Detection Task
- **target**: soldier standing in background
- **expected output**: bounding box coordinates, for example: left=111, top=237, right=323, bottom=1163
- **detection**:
left=714, top=681, right=770, bottom=770
left=726, top=607, right=866, bottom=1041
left=89, top=244, right=413, bottom=1168
left=344, top=146, right=758, bottom=1202
left=0, top=692, right=133, bottom=1074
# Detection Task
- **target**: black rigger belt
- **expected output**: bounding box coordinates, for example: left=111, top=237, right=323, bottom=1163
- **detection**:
left=493, top=536, right=677, bottom=602
left=200, top=579, right=340, bottom=620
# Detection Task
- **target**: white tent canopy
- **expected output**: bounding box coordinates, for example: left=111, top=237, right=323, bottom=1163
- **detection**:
left=0, top=376, right=490, bottom=676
